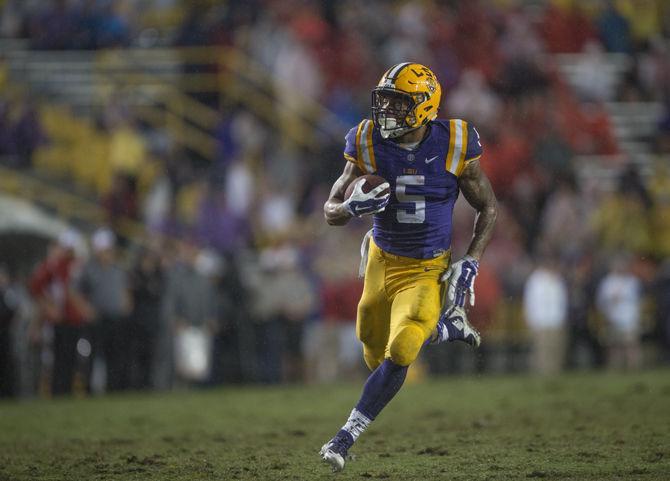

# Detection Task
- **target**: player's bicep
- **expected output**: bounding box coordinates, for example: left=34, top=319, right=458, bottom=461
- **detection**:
left=458, top=160, right=496, bottom=212
left=329, top=161, right=364, bottom=202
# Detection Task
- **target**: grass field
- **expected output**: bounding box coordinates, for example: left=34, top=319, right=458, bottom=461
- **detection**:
left=1, top=370, right=669, bottom=481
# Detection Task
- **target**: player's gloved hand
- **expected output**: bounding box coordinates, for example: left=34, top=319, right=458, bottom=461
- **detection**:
left=343, top=179, right=390, bottom=217
left=441, top=256, right=479, bottom=307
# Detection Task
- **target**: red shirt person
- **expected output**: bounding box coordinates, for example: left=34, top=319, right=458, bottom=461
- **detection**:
left=29, top=230, right=92, bottom=395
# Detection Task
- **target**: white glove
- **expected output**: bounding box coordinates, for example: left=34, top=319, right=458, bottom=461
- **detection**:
left=343, top=179, right=391, bottom=217
left=441, top=255, right=479, bottom=307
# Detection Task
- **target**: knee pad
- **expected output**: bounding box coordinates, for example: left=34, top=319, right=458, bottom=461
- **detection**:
left=389, top=324, right=425, bottom=366
left=363, top=347, right=383, bottom=371
left=356, top=308, right=386, bottom=372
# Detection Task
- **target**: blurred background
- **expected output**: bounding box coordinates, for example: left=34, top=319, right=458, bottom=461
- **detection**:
left=0, top=0, right=668, bottom=399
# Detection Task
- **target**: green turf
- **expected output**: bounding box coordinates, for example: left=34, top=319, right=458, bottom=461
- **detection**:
left=1, top=370, right=669, bottom=481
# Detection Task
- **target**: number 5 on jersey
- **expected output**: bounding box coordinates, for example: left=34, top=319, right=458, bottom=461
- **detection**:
left=395, top=175, right=425, bottom=224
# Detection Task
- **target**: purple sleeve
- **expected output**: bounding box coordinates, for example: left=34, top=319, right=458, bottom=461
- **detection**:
left=466, top=123, right=483, bottom=161
left=343, top=125, right=358, bottom=163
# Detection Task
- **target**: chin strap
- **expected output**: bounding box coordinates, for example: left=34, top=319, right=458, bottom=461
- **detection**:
left=381, top=126, right=414, bottom=139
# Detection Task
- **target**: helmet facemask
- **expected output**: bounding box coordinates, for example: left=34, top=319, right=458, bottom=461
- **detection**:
left=372, top=88, right=426, bottom=139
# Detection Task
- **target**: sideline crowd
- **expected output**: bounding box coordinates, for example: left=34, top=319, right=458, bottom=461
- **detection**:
left=0, top=0, right=669, bottom=397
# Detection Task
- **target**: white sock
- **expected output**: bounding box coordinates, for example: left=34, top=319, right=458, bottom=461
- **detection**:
left=341, top=408, right=372, bottom=441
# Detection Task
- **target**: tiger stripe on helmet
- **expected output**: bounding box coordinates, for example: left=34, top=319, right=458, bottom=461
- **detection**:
left=386, top=62, right=412, bottom=80
left=445, top=119, right=469, bottom=176
left=380, top=62, right=413, bottom=88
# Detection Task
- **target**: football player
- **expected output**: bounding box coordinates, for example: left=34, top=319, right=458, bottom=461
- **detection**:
left=320, top=62, right=498, bottom=471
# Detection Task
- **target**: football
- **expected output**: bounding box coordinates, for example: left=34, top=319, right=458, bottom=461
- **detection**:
left=344, top=174, right=389, bottom=200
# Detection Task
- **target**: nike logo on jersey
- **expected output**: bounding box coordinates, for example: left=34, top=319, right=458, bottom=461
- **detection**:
left=425, top=155, right=438, bottom=164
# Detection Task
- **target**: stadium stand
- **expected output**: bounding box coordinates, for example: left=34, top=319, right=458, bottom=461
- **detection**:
left=0, top=0, right=668, bottom=396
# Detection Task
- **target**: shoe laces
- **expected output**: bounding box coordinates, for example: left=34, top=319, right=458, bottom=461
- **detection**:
left=330, top=433, right=351, bottom=456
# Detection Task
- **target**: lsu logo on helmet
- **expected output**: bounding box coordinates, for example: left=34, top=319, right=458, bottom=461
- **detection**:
left=372, top=63, right=442, bottom=139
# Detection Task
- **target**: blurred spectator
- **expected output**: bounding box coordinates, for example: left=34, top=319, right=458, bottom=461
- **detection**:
left=576, top=102, right=619, bottom=155
left=72, top=0, right=102, bottom=49
left=95, top=0, right=133, bottom=48
left=509, top=173, right=548, bottom=253
left=523, top=255, right=568, bottom=375
left=162, top=243, right=219, bottom=386
left=273, top=26, right=323, bottom=144
left=466, top=265, right=503, bottom=373
left=310, top=277, right=363, bottom=382
left=26, top=0, right=133, bottom=50
left=251, top=243, right=317, bottom=383
left=596, top=257, right=643, bottom=370
left=28, top=0, right=80, bottom=50
left=616, top=0, right=663, bottom=46
left=210, top=254, right=249, bottom=385
left=174, top=178, right=207, bottom=233
left=1, top=0, right=668, bottom=390
left=571, top=41, right=618, bottom=102
left=592, top=165, right=653, bottom=256
left=0, top=94, right=46, bottom=169
left=255, top=180, right=297, bottom=242
left=649, top=143, right=670, bottom=260
left=538, top=175, right=590, bottom=260
left=499, top=11, right=544, bottom=63
left=452, top=1, right=500, bottom=81
left=0, top=266, right=18, bottom=397
left=195, top=183, right=248, bottom=255
left=540, top=2, right=595, bottom=54
left=480, top=128, right=532, bottom=200
left=102, top=173, right=139, bottom=230
left=13, top=100, right=45, bottom=169
left=564, top=255, right=604, bottom=369
left=0, top=0, right=23, bottom=38
left=638, top=39, right=670, bottom=104
left=128, top=245, right=165, bottom=390
left=224, top=158, right=255, bottom=219
left=142, top=171, right=173, bottom=231
left=446, top=69, right=501, bottom=129
left=9, top=275, right=38, bottom=398
left=29, top=230, right=92, bottom=396
left=213, top=114, right=238, bottom=175
left=79, top=228, right=132, bottom=392
left=307, top=223, right=367, bottom=383
left=532, top=112, right=575, bottom=182
left=381, top=2, right=431, bottom=65
left=0, top=99, right=16, bottom=159
left=596, top=1, right=632, bottom=53
left=653, top=259, right=670, bottom=364
left=107, top=117, right=147, bottom=177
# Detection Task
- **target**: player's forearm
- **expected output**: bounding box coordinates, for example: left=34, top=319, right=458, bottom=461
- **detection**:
left=324, top=198, right=352, bottom=226
left=459, top=161, right=498, bottom=261
left=324, top=163, right=359, bottom=226
left=466, top=202, right=498, bottom=261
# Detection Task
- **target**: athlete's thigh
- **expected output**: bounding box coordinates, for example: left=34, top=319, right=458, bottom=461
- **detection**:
left=388, top=274, right=443, bottom=342
left=356, top=247, right=391, bottom=347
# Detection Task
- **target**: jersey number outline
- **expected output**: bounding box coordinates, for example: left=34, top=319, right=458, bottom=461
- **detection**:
left=395, top=175, right=425, bottom=224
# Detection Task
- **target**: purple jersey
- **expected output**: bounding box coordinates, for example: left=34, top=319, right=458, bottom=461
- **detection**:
left=344, top=119, right=482, bottom=259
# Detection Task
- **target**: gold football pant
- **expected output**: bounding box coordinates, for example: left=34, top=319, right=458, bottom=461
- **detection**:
left=357, top=238, right=450, bottom=370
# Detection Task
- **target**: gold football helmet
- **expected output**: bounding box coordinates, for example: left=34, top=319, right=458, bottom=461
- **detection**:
left=372, top=62, right=442, bottom=139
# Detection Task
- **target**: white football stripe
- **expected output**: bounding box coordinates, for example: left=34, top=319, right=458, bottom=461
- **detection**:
left=449, top=120, right=464, bottom=174
left=360, top=120, right=374, bottom=173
